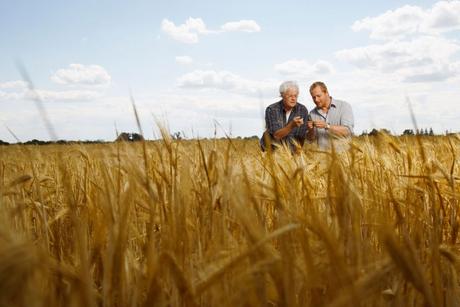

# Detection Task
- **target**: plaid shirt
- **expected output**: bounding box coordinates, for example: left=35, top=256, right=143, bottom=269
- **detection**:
left=260, top=100, right=308, bottom=151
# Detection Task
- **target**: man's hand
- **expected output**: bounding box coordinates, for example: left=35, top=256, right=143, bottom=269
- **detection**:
left=306, top=120, right=315, bottom=141
left=291, top=116, right=304, bottom=127
left=312, top=120, right=327, bottom=129
left=274, top=116, right=305, bottom=140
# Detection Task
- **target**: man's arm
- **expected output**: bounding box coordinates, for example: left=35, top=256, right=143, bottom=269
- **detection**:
left=265, top=107, right=282, bottom=139
left=310, top=120, right=351, bottom=137
left=339, top=101, right=354, bottom=136
left=311, top=102, right=354, bottom=137
left=329, top=125, right=351, bottom=137
left=273, top=119, right=300, bottom=140
left=266, top=107, right=304, bottom=140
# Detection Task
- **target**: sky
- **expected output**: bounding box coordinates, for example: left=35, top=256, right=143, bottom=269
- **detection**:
left=0, top=0, right=459, bottom=142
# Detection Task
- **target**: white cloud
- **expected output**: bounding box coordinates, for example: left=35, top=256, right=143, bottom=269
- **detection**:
left=50, top=64, right=111, bottom=87
left=0, top=70, right=109, bottom=103
left=150, top=93, right=263, bottom=120
left=342, top=2, right=460, bottom=84
left=220, top=20, right=261, bottom=32
left=175, top=56, right=193, bottom=65
left=177, top=70, right=277, bottom=97
left=352, top=5, right=425, bottom=40
left=427, top=1, right=460, bottom=30
left=0, top=89, right=102, bottom=103
left=27, top=89, right=103, bottom=101
left=0, top=91, right=23, bottom=101
left=352, top=1, right=460, bottom=40
left=0, top=80, right=28, bottom=90
left=161, top=18, right=210, bottom=44
left=274, top=59, right=335, bottom=77
left=0, top=87, right=103, bottom=103
left=161, top=17, right=261, bottom=43
left=403, top=64, right=459, bottom=83
left=336, top=36, right=460, bottom=82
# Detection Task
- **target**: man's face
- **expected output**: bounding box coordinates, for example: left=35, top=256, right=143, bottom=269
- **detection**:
left=310, top=86, right=330, bottom=109
left=282, top=88, right=298, bottom=110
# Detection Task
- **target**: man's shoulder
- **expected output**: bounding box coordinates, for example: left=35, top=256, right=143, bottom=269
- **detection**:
left=296, top=102, right=308, bottom=111
left=332, top=98, right=351, bottom=108
left=267, top=100, right=282, bottom=110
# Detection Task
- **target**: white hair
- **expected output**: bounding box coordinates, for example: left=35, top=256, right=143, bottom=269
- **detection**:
left=279, top=81, right=299, bottom=96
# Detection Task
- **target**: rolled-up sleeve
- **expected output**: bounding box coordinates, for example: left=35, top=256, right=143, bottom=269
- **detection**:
left=265, top=107, right=283, bottom=135
left=341, top=102, right=354, bottom=135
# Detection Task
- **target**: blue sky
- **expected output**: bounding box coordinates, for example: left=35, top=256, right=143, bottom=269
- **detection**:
left=0, top=0, right=459, bottom=141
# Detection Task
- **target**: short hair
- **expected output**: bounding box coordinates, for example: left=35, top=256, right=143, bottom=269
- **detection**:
left=309, top=81, right=328, bottom=93
left=279, top=81, right=299, bottom=96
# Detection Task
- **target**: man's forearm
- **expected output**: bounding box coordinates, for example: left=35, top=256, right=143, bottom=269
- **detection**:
left=329, top=125, right=351, bottom=137
left=273, top=122, right=294, bottom=140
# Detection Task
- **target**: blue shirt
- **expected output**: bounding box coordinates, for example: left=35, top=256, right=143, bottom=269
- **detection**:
left=309, top=97, right=354, bottom=149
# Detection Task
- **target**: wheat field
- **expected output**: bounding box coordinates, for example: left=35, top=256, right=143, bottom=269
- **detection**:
left=0, top=133, right=459, bottom=307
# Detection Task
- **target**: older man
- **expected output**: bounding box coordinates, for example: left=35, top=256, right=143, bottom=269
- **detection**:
left=307, top=81, right=354, bottom=149
left=261, top=81, right=308, bottom=152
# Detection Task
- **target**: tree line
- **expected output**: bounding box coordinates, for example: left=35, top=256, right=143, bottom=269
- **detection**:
left=0, top=128, right=456, bottom=146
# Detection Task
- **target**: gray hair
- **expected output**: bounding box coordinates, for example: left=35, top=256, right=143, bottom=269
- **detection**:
left=279, top=81, right=299, bottom=96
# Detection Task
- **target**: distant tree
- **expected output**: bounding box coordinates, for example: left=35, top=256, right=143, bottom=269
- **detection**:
left=369, top=129, right=391, bottom=137
left=25, top=139, right=47, bottom=145
left=171, top=131, right=182, bottom=140
left=368, top=129, right=379, bottom=136
left=116, top=132, right=144, bottom=142
left=80, top=139, right=104, bottom=144
left=429, top=128, right=434, bottom=136
left=0, top=140, right=9, bottom=145
left=402, top=129, right=414, bottom=135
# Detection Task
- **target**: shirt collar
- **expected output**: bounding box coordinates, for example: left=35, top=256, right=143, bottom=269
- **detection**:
left=314, top=97, right=336, bottom=113
left=330, top=97, right=336, bottom=108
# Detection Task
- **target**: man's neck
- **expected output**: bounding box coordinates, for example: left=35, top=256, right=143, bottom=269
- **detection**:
left=283, top=101, right=294, bottom=112
left=320, top=97, right=332, bottom=112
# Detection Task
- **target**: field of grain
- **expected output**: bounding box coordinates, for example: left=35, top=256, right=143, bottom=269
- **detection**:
left=0, top=134, right=459, bottom=306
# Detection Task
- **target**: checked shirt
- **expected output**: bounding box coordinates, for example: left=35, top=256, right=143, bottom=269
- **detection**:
left=260, top=100, right=308, bottom=151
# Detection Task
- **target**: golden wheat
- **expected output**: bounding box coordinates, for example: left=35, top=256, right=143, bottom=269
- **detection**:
left=0, top=134, right=459, bottom=306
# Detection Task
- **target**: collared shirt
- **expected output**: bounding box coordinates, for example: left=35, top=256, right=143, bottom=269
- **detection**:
left=309, top=97, right=354, bottom=149
left=260, top=100, right=308, bottom=151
